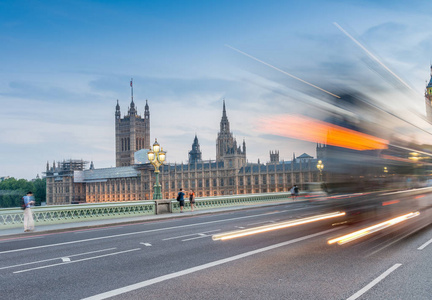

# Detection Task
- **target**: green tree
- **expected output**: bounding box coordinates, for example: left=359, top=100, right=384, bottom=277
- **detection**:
left=0, top=177, right=46, bottom=208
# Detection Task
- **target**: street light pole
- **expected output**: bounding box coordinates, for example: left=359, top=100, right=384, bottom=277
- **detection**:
left=317, top=160, right=324, bottom=182
left=147, top=139, right=166, bottom=200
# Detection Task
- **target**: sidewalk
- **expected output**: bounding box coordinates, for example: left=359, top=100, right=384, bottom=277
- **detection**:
left=0, top=199, right=295, bottom=238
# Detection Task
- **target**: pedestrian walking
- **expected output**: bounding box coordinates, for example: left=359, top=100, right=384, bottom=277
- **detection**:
left=293, top=184, right=299, bottom=200
left=23, top=191, right=35, bottom=232
left=177, top=188, right=185, bottom=213
left=189, top=189, right=195, bottom=211
left=290, top=185, right=295, bottom=201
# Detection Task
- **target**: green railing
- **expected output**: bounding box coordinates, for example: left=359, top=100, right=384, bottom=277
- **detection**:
left=171, top=192, right=291, bottom=212
left=0, top=192, right=291, bottom=229
left=0, top=201, right=156, bottom=229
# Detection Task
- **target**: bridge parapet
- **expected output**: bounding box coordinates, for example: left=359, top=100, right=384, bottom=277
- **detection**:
left=0, top=192, right=291, bottom=229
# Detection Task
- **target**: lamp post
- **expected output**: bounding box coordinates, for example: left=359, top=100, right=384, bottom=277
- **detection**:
left=147, top=139, right=166, bottom=200
left=316, top=160, right=324, bottom=182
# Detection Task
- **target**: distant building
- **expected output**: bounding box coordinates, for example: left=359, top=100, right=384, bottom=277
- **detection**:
left=45, top=99, right=321, bottom=204
left=188, top=135, right=202, bottom=164
left=425, top=65, right=432, bottom=122
left=0, top=176, right=10, bottom=182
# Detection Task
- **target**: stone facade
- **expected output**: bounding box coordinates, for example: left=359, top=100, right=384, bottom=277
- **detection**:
left=45, top=100, right=322, bottom=204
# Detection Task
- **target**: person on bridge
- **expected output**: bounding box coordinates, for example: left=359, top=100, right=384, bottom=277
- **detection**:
left=177, top=188, right=185, bottom=213
left=189, top=189, right=195, bottom=212
left=290, top=185, right=299, bottom=201
left=23, top=191, right=35, bottom=232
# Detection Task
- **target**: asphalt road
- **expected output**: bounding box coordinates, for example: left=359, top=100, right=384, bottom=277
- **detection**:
left=1, top=200, right=431, bottom=300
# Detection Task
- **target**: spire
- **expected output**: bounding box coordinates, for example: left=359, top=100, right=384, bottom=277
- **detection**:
left=129, top=78, right=136, bottom=115
left=115, top=100, right=121, bottom=119
left=144, top=99, right=150, bottom=119
left=220, top=99, right=230, bottom=133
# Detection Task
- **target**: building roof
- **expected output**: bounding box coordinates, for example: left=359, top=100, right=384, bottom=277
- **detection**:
left=74, top=166, right=140, bottom=182
left=297, top=153, right=313, bottom=159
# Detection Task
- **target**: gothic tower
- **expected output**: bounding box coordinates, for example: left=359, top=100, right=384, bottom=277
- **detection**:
left=270, top=150, right=279, bottom=163
left=425, top=65, right=432, bottom=122
left=115, top=80, right=150, bottom=167
left=188, top=134, right=202, bottom=164
left=216, top=100, right=246, bottom=168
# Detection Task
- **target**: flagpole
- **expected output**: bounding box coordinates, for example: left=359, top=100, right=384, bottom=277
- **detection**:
left=130, top=78, right=133, bottom=102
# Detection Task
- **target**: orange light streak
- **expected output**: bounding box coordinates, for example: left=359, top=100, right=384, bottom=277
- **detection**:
left=212, top=211, right=346, bottom=241
left=260, top=114, right=388, bottom=151
left=382, top=200, right=400, bottom=206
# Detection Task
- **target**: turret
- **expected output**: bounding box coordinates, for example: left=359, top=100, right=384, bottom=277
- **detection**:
left=115, top=100, right=121, bottom=120
left=145, top=100, right=150, bottom=119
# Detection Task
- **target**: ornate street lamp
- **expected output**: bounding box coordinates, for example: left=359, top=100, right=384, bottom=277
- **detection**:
left=147, top=139, right=166, bottom=199
left=316, top=160, right=324, bottom=181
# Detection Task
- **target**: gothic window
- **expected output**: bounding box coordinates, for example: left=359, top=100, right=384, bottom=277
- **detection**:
left=278, top=175, right=284, bottom=185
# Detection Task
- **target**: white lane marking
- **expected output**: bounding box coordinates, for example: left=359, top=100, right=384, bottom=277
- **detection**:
left=0, top=248, right=117, bottom=270
left=13, top=248, right=140, bottom=274
left=140, top=243, right=152, bottom=247
left=346, top=263, right=402, bottom=300
left=367, top=222, right=432, bottom=257
left=182, top=235, right=212, bottom=242
left=162, top=230, right=221, bottom=241
left=236, top=226, right=245, bottom=229
left=0, top=211, right=287, bottom=255
left=74, top=228, right=111, bottom=234
left=81, top=227, right=342, bottom=300
left=61, top=257, right=71, bottom=262
left=247, top=220, right=275, bottom=226
left=418, top=237, right=432, bottom=250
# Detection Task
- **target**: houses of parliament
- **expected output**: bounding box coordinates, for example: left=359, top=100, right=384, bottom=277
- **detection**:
left=45, top=87, right=322, bottom=205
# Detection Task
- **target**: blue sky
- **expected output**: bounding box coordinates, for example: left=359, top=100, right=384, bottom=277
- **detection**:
left=1, top=0, right=432, bottom=179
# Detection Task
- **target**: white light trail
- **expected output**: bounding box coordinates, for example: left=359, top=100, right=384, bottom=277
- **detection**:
left=213, top=211, right=346, bottom=241
left=333, top=22, right=414, bottom=92
left=328, top=211, right=420, bottom=245
left=225, top=44, right=341, bottom=98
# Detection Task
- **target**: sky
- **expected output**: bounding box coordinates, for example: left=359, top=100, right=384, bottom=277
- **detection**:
left=1, top=0, right=432, bottom=180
